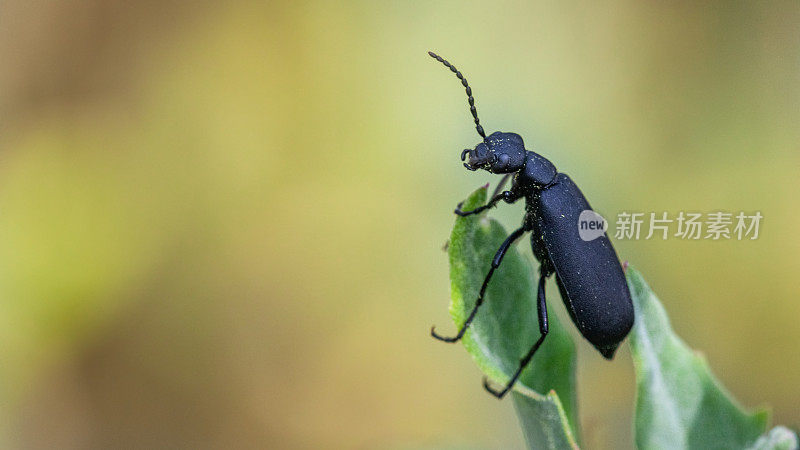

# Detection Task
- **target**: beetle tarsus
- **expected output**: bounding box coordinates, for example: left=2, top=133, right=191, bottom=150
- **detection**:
left=454, top=192, right=507, bottom=216
left=482, top=377, right=510, bottom=399
left=430, top=325, right=462, bottom=343
left=454, top=203, right=493, bottom=216
left=454, top=206, right=484, bottom=216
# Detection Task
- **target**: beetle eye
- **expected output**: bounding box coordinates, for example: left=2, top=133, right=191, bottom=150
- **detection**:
left=495, top=153, right=509, bottom=167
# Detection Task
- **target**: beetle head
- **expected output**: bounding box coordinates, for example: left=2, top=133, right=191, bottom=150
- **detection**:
left=462, top=132, right=526, bottom=173
left=426, top=53, right=528, bottom=175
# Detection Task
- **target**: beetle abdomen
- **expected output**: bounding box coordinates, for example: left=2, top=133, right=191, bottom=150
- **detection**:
left=531, top=173, right=634, bottom=359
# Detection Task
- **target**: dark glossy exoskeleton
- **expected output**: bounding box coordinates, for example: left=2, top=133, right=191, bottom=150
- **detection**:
left=428, top=51, right=634, bottom=399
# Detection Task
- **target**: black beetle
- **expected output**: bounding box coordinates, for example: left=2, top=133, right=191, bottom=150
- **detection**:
left=428, top=51, right=634, bottom=399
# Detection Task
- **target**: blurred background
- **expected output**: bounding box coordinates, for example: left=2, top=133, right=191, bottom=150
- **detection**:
left=1, top=1, right=798, bottom=448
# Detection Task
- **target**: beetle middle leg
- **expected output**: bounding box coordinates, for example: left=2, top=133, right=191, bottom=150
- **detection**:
left=483, top=268, right=551, bottom=399
left=431, top=226, right=527, bottom=342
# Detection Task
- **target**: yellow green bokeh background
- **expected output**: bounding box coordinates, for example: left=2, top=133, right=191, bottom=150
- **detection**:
left=1, top=2, right=798, bottom=448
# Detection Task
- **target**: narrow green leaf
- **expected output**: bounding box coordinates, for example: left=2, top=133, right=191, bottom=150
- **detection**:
left=447, top=186, right=579, bottom=449
left=511, top=388, right=579, bottom=450
left=627, top=267, right=774, bottom=450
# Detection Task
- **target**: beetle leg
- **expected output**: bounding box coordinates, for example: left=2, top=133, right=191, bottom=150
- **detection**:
left=454, top=193, right=502, bottom=216
left=455, top=189, right=520, bottom=216
left=483, top=271, right=550, bottom=399
left=490, top=173, right=513, bottom=199
left=431, top=227, right=526, bottom=343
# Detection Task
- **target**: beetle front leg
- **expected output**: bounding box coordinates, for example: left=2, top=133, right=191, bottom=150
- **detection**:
left=455, top=190, right=520, bottom=216
left=483, top=270, right=550, bottom=399
left=431, top=227, right=527, bottom=342
left=490, top=173, right=513, bottom=199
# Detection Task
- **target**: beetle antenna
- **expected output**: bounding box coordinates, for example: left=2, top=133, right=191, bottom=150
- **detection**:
left=428, top=51, right=487, bottom=140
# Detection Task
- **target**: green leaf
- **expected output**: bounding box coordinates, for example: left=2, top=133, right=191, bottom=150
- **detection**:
left=626, top=267, right=797, bottom=450
left=748, top=426, right=800, bottom=450
left=447, top=186, right=579, bottom=449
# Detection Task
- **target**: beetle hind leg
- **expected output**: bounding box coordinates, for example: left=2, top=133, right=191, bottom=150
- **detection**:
left=483, top=269, right=551, bottom=398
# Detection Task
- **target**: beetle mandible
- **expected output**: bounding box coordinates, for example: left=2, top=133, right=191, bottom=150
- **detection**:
left=428, top=51, right=634, bottom=399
